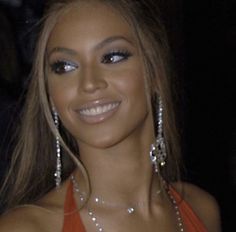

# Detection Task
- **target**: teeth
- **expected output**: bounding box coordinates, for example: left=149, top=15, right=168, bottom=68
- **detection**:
left=80, top=103, right=119, bottom=116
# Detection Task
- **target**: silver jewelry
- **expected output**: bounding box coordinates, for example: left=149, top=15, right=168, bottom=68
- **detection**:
left=71, top=175, right=160, bottom=231
left=163, top=180, right=185, bottom=232
left=167, top=190, right=184, bottom=231
left=53, top=108, right=62, bottom=188
left=150, top=97, right=167, bottom=173
left=71, top=175, right=161, bottom=215
left=71, top=175, right=184, bottom=232
left=88, top=210, right=104, bottom=232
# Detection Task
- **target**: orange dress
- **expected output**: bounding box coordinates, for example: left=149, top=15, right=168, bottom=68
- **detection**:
left=62, top=182, right=208, bottom=232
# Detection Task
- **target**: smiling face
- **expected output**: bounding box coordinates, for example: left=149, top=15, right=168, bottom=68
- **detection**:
left=46, top=1, right=154, bottom=149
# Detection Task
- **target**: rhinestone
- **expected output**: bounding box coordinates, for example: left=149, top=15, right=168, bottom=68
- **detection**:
left=71, top=174, right=184, bottom=232
left=127, top=207, right=135, bottom=214
left=166, top=186, right=184, bottom=232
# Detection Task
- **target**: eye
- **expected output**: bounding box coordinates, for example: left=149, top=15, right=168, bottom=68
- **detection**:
left=50, top=60, right=78, bottom=75
left=101, top=50, right=132, bottom=64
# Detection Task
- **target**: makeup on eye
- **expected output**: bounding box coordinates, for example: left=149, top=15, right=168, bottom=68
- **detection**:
left=49, top=47, right=133, bottom=75
left=101, top=50, right=132, bottom=64
left=50, top=60, right=78, bottom=75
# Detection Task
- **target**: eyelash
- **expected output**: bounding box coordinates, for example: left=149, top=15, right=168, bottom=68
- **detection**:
left=50, top=50, right=132, bottom=75
left=101, top=50, right=132, bottom=64
left=50, top=60, right=78, bottom=75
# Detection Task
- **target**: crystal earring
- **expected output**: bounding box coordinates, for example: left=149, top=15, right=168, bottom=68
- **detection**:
left=52, top=108, right=62, bottom=188
left=150, top=97, right=167, bottom=173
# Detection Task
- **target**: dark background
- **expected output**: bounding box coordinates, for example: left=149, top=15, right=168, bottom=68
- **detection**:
left=0, top=0, right=235, bottom=231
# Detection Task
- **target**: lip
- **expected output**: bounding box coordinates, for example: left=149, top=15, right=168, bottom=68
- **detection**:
left=74, top=99, right=121, bottom=124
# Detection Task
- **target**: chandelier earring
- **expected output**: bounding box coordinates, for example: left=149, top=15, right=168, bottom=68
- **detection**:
left=150, top=97, right=167, bottom=173
left=52, top=108, right=62, bottom=188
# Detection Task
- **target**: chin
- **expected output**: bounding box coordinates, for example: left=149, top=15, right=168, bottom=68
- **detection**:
left=76, top=131, right=124, bottom=150
left=89, top=136, right=119, bottom=149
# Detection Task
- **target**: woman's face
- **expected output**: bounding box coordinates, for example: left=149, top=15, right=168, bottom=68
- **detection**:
left=47, top=2, right=154, bottom=149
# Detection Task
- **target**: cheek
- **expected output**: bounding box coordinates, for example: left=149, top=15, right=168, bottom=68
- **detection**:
left=49, top=83, right=79, bottom=139
left=48, top=76, right=74, bottom=104
left=115, top=68, right=148, bottom=104
left=47, top=77, right=77, bottom=124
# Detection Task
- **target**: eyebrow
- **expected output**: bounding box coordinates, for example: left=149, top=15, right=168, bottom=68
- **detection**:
left=94, top=35, right=133, bottom=50
left=47, top=47, right=78, bottom=58
left=47, top=35, right=134, bottom=58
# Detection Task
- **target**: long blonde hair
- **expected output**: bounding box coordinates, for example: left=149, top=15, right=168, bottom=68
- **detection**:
left=0, top=0, right=181, bottom=212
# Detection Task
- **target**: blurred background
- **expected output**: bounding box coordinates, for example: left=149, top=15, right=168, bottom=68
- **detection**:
left=0, top=0, right=235, bottom=231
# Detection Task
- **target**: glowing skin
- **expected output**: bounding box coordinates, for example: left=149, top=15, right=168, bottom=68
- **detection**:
left=47, top=2, right=154, bottom=150
left=0, top=3, right=221, bottom=232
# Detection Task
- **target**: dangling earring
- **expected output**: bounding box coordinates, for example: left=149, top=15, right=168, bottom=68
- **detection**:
left=53, top=108, right=62, bottom=188
left=150, top=97, right=167, bottom=173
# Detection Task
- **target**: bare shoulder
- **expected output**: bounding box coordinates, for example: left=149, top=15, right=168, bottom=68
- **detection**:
left=0, top=181, right=68, bottom=232
left=0, top=206, right=46, bottom=232
left=173, top=182, right=221, bottom=232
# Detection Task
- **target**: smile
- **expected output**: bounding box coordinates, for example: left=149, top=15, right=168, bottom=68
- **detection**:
left=79, top=102, right=120, bottom=116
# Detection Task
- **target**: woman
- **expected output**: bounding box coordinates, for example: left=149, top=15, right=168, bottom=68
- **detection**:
left=0, top=0, right=221, bottom=231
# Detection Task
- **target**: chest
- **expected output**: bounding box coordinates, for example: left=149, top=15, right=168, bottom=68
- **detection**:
left=75, top=206, right=182, bottom=232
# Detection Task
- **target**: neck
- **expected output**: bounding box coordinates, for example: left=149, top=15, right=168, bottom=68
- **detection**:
left=75, top=134, right=162, bottom=210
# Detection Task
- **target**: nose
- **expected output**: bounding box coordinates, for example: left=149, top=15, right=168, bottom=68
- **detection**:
left=78, top=65, right=108, bottom=93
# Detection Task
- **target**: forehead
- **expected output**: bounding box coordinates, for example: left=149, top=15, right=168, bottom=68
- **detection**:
left=47, top=2, right=136, bottom=50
